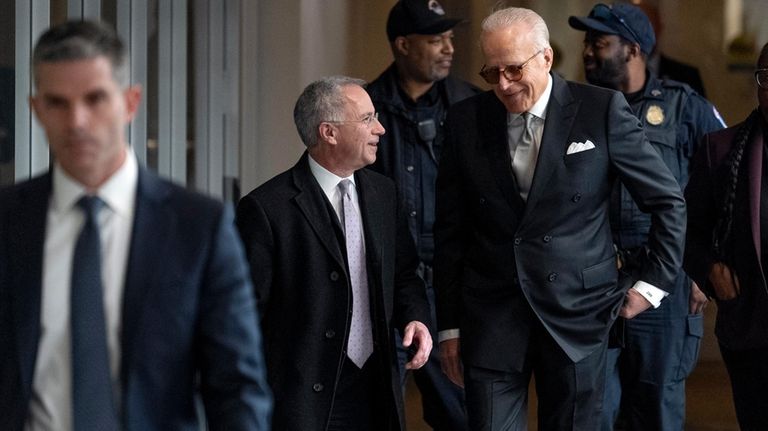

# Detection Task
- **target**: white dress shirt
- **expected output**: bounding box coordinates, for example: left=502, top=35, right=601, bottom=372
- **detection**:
left=26, top=149, right=138, bottom=431
left=308, top=155, right=364, bottom=236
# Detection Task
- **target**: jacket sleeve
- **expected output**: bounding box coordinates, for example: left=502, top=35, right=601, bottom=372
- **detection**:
left=608, top=91, right=687, bottom=293
left=198, top=204, right=273, bottom=430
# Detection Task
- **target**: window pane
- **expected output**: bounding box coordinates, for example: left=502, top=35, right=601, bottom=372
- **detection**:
left=0, top=0, right=13, bottom=186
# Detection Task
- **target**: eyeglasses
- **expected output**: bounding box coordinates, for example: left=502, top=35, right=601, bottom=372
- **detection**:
left=478, top=49, right=544, bottom=84
left=755, top=69, right=768, bottom=90
left=589, top=3, right=642, bottom=47
left=325, top=112, right=379, bottom=127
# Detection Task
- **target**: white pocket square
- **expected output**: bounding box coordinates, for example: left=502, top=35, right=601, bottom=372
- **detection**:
left=566, top=140, right=596, bottom=155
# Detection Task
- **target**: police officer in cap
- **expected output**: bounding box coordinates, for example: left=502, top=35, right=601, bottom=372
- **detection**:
left=569, top=3, right=725, bottom=430
left=367, top=0, right=479, bottom=430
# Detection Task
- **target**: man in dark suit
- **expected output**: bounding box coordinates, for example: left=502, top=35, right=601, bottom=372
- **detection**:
left=684, top=42, right=768, bottom=430
left=0, top=20, right=271, bottom=431
left=434, top=7, right=686, bottom=430
left=236, top=76, right=432, bottom=430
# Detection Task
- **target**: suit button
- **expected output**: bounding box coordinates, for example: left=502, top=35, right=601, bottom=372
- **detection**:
left=330, top=271, right=339, bottom=281
left=513, top=276, right=519, bottom=285
left=548, top=272, right=558, bottom=282
left=406, top=165, right=415, bottom=172
left=514, top=237, right=522, bottom=245
left=543, top=235, right=551, bottom=242
left=313, top=383, right=324, bottom=392
left=325, top=329, right=335, bottom=338
left=572, top=193, right=582, bottom=202
left=410, top=211, right=417, bottom=217
left=479, top=197, right=486, bottom=204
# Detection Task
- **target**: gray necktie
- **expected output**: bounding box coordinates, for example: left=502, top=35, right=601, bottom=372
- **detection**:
left=71, top=196, right=119, bottom=430
left=511, top=112, right=538, bottom=200
left=338, top=180, right=373, bottom=368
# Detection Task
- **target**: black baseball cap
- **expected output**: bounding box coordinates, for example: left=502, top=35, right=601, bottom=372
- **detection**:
left=568, top=3, right=656, bottom=55
left=386, top=0, right=462, bottom=42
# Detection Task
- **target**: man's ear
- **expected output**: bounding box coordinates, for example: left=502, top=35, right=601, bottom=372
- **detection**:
left=318, top=122, right=337, bottom=145
left=394, top=36, right=410, bottom=56
left=627, top=43, right=642, bottom=61
left=124, top=84, right=143, bottom=122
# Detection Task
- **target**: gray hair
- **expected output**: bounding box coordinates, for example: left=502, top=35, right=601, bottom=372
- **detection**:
left=481, top=7, right=551, bottom=52
left=33, top=20, right=129, bottom=87
left=293, top=76, right=367, bottom=148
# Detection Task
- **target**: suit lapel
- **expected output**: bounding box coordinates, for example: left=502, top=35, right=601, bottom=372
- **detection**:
left=292, top=154, right=347, bottom=271
left=521, top=75, right=579, bottom=224
left=355, top=169, right=383, bottom=279
left=120, top=169, right=173, bottom=385
left=482, top=93, right=526, bottom=216
left=10, top=175, right=51, bottom=396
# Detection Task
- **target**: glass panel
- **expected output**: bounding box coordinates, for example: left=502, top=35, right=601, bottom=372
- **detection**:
left=0, top=0, right=13, bottom=186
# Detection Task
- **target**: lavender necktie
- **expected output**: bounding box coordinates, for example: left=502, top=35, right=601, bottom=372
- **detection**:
left=338, top=179, right=373, bottom=368
left=71, top=196, right=118, bottom=430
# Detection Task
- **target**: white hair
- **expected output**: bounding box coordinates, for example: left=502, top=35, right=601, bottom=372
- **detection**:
left=480, top=7, right=551, bottom=51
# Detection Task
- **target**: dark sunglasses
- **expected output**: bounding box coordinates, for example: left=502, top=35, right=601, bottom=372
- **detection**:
left=589, top=3, right=642, bottom=46
left=478, top=49, right=544, bottom=84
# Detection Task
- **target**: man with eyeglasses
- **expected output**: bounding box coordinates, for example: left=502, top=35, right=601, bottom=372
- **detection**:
left=433, top=7, right=685, bottom=430
left=685, top=43, right=768, bottom=430
left=236, top=76, right=433, bottom=430
left=366, top=1, right=479, bottom=429
left=568, top=3, right=726, bottom=430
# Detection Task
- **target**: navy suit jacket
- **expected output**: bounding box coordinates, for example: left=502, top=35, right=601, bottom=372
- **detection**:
left=434, top=73, right=686, bottom=371
left=0, top=167, right=272, bottom=430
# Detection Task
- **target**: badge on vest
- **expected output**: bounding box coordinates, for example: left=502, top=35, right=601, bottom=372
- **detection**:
left=646, top=105, right=665, bottom=126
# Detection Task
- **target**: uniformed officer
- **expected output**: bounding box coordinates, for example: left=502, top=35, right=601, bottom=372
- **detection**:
left=569, top=4, right=726, bottom=430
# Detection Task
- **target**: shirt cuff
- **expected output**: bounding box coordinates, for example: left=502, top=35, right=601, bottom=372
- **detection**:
left=438, top=329, right=460, bottom=343
left=631, top=281, right=669, bottom=308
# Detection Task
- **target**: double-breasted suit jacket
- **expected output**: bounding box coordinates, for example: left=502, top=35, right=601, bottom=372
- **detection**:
left=236, top=153, right=430, bottom=431
left=434, top=73, right=686, bottom=372
left=0, top=168, right=271, bottom=430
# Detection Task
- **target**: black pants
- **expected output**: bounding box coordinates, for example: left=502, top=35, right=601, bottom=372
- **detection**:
left=464, top=320, right=608, bottom=431
left=328, top=355, right=394, bottom=431
left=719, top=344, right=768, bottom=431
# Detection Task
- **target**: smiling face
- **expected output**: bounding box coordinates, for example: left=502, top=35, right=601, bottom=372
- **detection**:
left=328, top=85, right=386, bottom=176
left=582, top=31, right=631, bottom=90
left=398, top=30, right=455, bottom=83
left=481, top=24, right=552, bottom=113
left=31, top=56, right=140, bottom=189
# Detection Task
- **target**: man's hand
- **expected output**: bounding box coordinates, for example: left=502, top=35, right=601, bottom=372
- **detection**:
left=619, top=288, right=653, bottom=319
left=689, top=281, right=709, bottom=314
left=402, top=321, right=432, bottom=370
left=439, top=338, right=464, bottom=387
left=708, top=262, right=740, bottom=300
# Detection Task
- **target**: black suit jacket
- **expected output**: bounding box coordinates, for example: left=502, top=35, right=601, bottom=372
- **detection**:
left=684, top=120, right=768, bottom=350
left=236, top=153, right=429, bottom=431
left=434, top=73, right=686, bottom=371
left=0, top=168, right=272, bottom=431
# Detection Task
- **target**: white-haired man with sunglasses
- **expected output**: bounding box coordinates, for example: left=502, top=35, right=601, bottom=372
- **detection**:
left=433, top=7, right=685, bottom=430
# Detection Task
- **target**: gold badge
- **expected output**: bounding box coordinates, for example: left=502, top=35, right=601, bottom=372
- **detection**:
left=646, top=105, right=664, bottom=125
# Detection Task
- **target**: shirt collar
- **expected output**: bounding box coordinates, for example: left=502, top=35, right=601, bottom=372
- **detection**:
left=528, top=73, right=553, bottom=120
left=307, top=154, right=355, bottom=197
left=51, top=148, right=139, bottom=216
